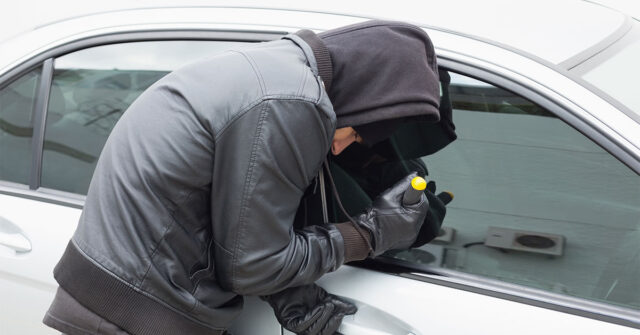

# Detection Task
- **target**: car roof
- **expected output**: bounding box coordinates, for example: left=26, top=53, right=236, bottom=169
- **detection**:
left=0, top=0, right=631, bottom=66
left=248, top=0, right=630, bottom=65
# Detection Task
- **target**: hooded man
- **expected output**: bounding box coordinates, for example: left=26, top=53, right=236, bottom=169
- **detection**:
left=43, top=20, right=445, bottom=335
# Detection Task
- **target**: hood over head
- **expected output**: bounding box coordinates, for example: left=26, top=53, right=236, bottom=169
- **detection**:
left=317, top=20, right=441, bottom=145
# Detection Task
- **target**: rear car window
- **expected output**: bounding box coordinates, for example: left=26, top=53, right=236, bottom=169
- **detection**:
left=40, top=40, right=246, bottom=194
left=0, top=67, right=41, bottom=185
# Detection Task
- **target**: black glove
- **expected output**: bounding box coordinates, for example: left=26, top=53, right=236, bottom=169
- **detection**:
left=411, top=181, right=453, bottom=248
left=354, top=172, right=429, bottom=256
left=261, top=284, right=357, bottom=335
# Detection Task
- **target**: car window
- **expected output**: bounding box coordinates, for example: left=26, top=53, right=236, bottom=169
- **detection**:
left=392, top=71, right=640, bottom=311
left=327, top=71, right=640, bottom=311
left=0, top=67, right=41, bottom=185
left=39, top=41, right=247, bottom=194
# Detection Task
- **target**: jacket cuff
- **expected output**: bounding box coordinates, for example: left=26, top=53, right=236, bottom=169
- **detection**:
left=334, top=223, right=371, bottom=262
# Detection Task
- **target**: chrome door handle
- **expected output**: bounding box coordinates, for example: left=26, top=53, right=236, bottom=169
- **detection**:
left=0, top=216, right=32, bottom=253
left=338, top=313, right=417, bottom=335
left=339, top=318, right=393, bottom=335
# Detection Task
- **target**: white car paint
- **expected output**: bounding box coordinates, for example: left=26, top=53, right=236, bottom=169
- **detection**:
left=321, top=268, right=639, bottom=335
left=589, top=0, right=640, bottom=19
left=0, top=2, right=638, bottom=335
left=0, top=193, right=80, bottom=334
left=235, top=267, right=640, bottom=335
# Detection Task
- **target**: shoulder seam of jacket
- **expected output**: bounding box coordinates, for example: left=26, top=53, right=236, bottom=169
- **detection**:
left=230, top=50, right=267, bottom=96
left=230, top=101, right=270, bottom=292
left=213, top=96, right=320, bottom=143
left=295, top=64, right=309, bottom=97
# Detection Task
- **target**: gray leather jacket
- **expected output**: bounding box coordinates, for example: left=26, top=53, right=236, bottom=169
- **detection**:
left=52, top=34, right=344, bottom=335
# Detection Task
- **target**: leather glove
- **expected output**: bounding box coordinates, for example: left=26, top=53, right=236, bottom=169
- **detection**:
left=355, top=172, right=429, bottom=256
left=261, top=284, right=357, bottom=335
left=411, top=181, right=453, bottom=248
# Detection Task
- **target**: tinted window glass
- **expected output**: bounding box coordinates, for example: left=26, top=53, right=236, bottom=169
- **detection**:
left=0, top=67, right=41, bottom=184
left=329, top=71, right=640, bottom=311
left=40, top=41, right=246, bottom=194
left=401, top=72, right=639, bottom=310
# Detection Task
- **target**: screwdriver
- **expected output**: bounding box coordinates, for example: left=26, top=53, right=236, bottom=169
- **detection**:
left=402, top=176, right=427, bottom=205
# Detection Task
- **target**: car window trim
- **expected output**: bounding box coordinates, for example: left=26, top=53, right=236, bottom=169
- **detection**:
left=29, top=58, right=53, bottom=190
left=0, top=182, right=84, bottom=208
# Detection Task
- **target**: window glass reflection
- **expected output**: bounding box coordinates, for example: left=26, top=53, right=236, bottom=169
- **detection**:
left=0, top=67, right=41, bottom=184
left=41, top=41, right=246, bottom=194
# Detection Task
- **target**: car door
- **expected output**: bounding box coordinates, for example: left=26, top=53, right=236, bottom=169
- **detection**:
left=0, top=37, right=283, bottom=335
left=290, top=67, right=639, bottom=335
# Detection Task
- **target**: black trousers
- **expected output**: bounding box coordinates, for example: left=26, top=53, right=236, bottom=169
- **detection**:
left=44, top=287, right=229, bottom=335
left=43, top=287, right=130, bottom=335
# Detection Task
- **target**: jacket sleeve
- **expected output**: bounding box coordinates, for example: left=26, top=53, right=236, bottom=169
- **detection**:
left=211, top=98, right=343, bottom=296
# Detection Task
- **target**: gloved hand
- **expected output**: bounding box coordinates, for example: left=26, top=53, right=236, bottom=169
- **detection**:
left=411, top=181, right=453, bottom=248
left=261, top=284, right=357, bottom=335
left=355, top=172, right=429, bottom=256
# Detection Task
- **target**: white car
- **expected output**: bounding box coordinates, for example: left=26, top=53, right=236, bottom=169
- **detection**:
left=0, top=1, right=639, bottom=334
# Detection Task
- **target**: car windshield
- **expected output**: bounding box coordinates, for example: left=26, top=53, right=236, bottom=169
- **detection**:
left=578, top=21, right=640, bottom=118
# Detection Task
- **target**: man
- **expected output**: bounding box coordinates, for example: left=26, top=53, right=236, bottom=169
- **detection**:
left=43, top=20, right=444, bottom=335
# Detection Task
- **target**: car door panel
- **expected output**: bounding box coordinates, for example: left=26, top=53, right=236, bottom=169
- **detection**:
left=0, top=193, right=81, bottom=334
left=314, top=266, right=639, bottom=335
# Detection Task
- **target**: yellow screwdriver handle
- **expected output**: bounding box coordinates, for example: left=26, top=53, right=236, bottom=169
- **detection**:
left=403, top=176, right=426, bottom=205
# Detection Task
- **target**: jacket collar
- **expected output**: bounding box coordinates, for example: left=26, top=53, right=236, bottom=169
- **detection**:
left=295, top=29, right=333, bottom=92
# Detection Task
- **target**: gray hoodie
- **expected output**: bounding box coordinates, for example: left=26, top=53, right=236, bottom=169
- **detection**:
left=321, top=21, right=441, bottom=144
